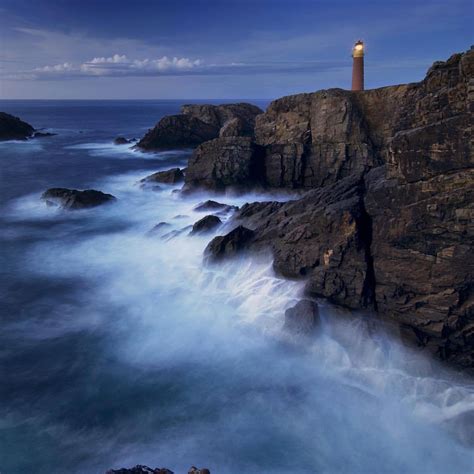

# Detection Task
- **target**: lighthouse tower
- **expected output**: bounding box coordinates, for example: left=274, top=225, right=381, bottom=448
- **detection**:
left=351, top=40, right=364, bottom=91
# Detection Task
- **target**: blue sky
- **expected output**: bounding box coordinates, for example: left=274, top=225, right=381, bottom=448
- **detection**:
left=0, top=0, right=472, bottom=99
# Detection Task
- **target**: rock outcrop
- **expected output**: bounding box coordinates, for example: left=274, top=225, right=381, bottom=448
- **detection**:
left=42, top=188, right=116, bottom=210
left=0, top=112, right=35, bottom=141
left=137, top=103, right=262, bottom=151
left=106, top=466, right=173, bottom=474
left=198, top=47, right=474, bottom=368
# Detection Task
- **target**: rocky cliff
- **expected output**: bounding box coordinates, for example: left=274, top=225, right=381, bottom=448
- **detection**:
left=200, top=47, right=473, bottom=368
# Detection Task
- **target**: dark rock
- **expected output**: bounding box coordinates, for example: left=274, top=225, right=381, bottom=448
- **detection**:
left=182, top=102, right=262, bottom=137
left=235, top=174, right=374, bottom=309
left=184, top=137, right=265, bottom=191
left=148, top=221, right=171, bottom=235
left=194, top=200, right=237, bottom=213
left=188, top=468, right=211, bottom=474
left=190, top=215, right=222, bottom=235
left=140, top=168, right=184, bottom=185
left=283, top=300, right=320, bottom=336
left=219, top=117, right=251, bottom=137
left=137, top=103, right=262, bottom=151
left=0, top=112, right=34, bottom=141
left=162, top=225, right=193, bottom=240
left=33, top=131, right=56, bottom=138
left=114, top=136, right=130, bottom=145
left=137, top=115, right=218, bottom=151
left=204, top=225, right=255, bottom=262
left=41, top=188, right=116, bottom=210
left=106, top=466, right=173, bottom=474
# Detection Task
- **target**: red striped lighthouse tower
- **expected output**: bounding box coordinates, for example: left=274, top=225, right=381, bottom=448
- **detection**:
left=351, top=40, right=364, bottom=91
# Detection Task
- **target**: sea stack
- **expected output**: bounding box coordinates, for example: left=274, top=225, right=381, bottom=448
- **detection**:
left=351, top=40, right=364, bottom=91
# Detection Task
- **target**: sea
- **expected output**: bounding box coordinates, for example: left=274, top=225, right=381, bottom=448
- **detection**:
left=0, top=100, right=473, bottom=474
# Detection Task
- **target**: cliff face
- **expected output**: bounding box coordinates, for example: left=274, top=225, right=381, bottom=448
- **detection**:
left=199, top=47, right=473, bottom=368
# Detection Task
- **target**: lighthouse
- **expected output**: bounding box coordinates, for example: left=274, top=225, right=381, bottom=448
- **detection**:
left=351, top=40, right=364, bottom=91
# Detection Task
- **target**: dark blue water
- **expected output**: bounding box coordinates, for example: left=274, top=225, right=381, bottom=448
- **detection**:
left=1, top=101, right=473, bottom=474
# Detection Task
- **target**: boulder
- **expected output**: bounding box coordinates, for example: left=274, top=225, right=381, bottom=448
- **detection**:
left=140, top=168, right=184, bottom=185
left=194, top=200, right=237, bottom=213
left=137, top=115, right=218, bottom=151
left=204, top=225, right=255, bottom=262
left=114, top=136, right=130, bottom=145
left=190, top=215, right=222, bottom=235
left=184, top=137, right=265, bottom=191
left=283, top=300, right=320, bottom=336
left=0, top=112, right=34, bottom=141
left=42, top=188, right=116, bottom=210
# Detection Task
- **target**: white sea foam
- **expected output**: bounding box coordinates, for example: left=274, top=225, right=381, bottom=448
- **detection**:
left=5, top=168, right=474, bottom=473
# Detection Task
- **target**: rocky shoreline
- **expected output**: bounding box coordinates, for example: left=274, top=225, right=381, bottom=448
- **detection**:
left=133, top=47, right=474, bottom=369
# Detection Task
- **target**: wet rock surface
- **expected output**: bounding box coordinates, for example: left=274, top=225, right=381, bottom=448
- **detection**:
left=141, top=168, right=184, bottom=185
left=194, top=200, right=237, bottom=213
left=0, top=112, right=35, bottom=141
left=106, top=466, right=173, bottom=474
left=190, top=215, right=222, bottom=235
left=42, top=188, right=117, bottom=210
left=204, top=225, right=255, bottom=262
left=283, top=299, right=320, bottom=336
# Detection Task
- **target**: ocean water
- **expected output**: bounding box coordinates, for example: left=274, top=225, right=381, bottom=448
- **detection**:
left=0, top=100, right=473, bottom=474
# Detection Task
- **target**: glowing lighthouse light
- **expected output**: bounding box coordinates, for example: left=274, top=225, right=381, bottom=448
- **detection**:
left=351, top=40, right=365, bottom=91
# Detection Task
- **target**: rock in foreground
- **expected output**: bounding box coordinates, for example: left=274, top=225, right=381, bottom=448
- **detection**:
left=42, top=188, right=116, bottom=210
left=0, top=112, right=35, bottom=141
left=204, top=225, right=255, bottom=262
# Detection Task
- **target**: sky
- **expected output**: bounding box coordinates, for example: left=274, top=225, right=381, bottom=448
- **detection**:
left=0, top=0, right=472, bottom=99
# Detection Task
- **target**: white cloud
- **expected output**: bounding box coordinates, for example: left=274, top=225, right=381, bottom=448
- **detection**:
left=27, top=54, right=204, bottom=78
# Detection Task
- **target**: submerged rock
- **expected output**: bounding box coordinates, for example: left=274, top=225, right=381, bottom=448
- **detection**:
left=194, top=200, right=237, bottom=212
left=42, top=188, right=116, bottom=210
left=0, top=112, right=35, bottom=141
left=204, top=225, right=255, bottom=262
left=140, top=168, right=184, bottom=185
left=114, top=136, right=131, bottom=145
left=33, top=131, right=56, bottom=138
left=190, top=215, right=222, bottom=235
left=148, top=221, right=171, bottom=236
left=283, top=300, right=320, bottom=336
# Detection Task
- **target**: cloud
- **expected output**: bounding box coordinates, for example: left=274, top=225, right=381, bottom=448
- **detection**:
left=24, top=54, right=204, bottom=79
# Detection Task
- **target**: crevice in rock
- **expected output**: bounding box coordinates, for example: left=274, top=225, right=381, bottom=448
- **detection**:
left=358, top=178, right=377, bottom=310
